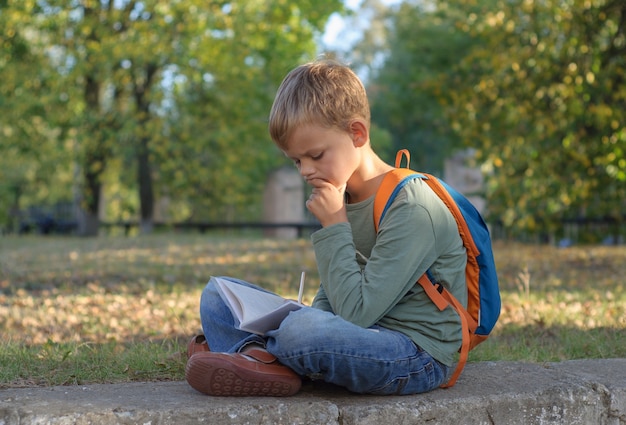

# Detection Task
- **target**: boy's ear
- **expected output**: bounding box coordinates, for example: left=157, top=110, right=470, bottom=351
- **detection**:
left=349, top=119, right=369, bottom=147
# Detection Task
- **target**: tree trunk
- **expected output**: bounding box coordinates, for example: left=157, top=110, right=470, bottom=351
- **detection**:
left=134, top=63, right=159, bottom=235
left=78, top=73, right=104, bottom=237
left=137, top=135, right=154, bottom=234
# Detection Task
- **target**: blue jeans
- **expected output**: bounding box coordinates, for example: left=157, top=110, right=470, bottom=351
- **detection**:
left=199, top=276, right=450, bottom=395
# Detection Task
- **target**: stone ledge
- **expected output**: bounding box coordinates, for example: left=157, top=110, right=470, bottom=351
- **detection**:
left=1, top=359, right=625, bottom=424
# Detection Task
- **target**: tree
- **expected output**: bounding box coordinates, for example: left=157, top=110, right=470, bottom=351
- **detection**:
left=0, top=2, right=74, bottom=231
left=359, top=1, right=482, bottom=173
left=0, top=0, right=343, bottom=233
left=352, top=0, right=625, bottom=239
left=44, top=0, right=215, bottom=235
left=159, top=0, right=344, bottom=222
left=447, top=0, right=626, bottom=236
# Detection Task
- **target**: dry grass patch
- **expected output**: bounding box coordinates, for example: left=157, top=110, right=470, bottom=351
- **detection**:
left=1, top=234, right=624, bottom=387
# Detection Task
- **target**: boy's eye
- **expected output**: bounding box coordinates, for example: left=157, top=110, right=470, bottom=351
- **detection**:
left=311, top=152, right=323, bottom=160
left=293, top=159, right=301, bottom=168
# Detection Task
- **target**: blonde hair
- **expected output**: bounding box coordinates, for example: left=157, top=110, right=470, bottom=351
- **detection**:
left=268, top=59, right=370, bottom=148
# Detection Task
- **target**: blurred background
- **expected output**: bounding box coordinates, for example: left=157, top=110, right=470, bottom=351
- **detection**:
left=1, top=0, right=624, bottom=244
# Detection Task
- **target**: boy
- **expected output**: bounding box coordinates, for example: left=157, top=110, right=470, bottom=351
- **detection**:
left=185, top=59, right=466, bottom=396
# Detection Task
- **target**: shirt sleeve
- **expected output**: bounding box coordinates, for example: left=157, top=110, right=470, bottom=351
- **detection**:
left=311, top=188, right=441, bottom=328
left=311, top=284, right=333, bottom=311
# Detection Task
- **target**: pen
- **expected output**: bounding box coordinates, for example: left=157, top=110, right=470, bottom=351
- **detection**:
left=298, top=271, right=305, bottom=304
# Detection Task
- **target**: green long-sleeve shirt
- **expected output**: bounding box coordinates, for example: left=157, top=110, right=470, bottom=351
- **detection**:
left=310, top=177, right=466, bottom=366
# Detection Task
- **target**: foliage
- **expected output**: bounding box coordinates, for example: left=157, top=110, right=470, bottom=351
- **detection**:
left=353, top=0, right=625, bottom=236
left=0, top=2, right=75, bottom=230
left=0, top=235, right=625, bottom=386
left=4, top=0, right=624, bottom=239
left=358, top=1, right=478, bottom=174
left=0, top=0, right=343, bottom=232
left=162, top=1, right=341, bottom=221
left=445, top=0, right=626, bottom=233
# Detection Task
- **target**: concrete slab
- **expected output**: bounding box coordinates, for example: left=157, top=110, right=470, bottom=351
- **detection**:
left=1, top=359, right=625, bottom=424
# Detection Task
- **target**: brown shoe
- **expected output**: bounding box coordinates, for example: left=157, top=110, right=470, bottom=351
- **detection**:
left=187, top=334, right=210, bottom=359
left=185, top=348, right=301, bottom=397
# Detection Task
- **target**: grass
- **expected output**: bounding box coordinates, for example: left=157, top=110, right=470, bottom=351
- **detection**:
left=0, top=339, right=182, bottom=387
left=1, top=233, right=625, bottom=388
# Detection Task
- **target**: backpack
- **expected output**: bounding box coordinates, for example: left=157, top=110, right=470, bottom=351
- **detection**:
left=373, top=149, right=501, bottom=388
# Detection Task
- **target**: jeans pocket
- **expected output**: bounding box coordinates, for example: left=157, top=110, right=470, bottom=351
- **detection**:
left=369, top=375, right=410, bottom=395
left=369, top=360, right=439, bottom=395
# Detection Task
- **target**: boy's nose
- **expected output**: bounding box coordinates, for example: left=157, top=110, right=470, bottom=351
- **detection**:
left=299, top=161, right=314, bottom=177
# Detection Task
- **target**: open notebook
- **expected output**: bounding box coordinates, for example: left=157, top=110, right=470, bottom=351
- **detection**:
left=212, top=276, right=307, bottom=335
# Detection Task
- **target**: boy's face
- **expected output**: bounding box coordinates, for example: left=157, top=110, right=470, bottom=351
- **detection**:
left=282, top=123, right=361, bottom=190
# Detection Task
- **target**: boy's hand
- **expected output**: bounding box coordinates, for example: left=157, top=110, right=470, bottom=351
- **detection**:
left=306, top=179, right=348, bottom=227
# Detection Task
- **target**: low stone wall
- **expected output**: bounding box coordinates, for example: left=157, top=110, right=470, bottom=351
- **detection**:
left=1, top=359, right=625, bottom=424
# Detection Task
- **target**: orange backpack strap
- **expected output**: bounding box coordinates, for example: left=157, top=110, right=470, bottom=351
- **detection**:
left=415, top=178, right=479, bottom=387
left=374, top=149, right=476, bottom=388
left=415, top=274, right=472, bottom=388
left=418, top=173, right=482, bottom=326
left=438, top=282, right=471, bottom=388
left=373, top=169, right=418, bottom=231
left=373, top=150, right=419, bottom=231
left=395, top=149, right=411, bottom=168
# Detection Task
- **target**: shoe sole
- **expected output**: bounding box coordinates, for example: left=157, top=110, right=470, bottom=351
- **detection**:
left=185, top=353, right=301, bottom=397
